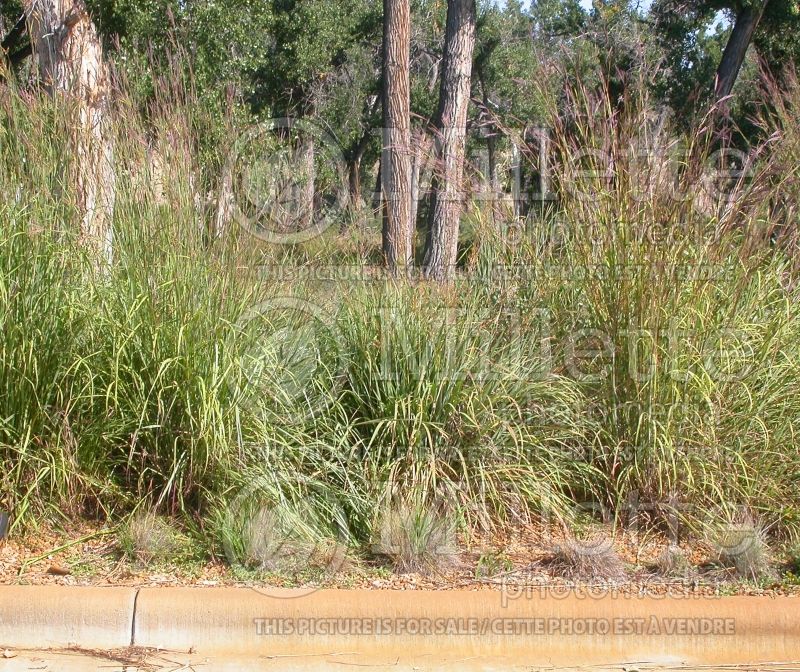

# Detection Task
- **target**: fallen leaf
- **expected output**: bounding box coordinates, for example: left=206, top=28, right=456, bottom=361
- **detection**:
left=47, top=564, right=71, bottom=576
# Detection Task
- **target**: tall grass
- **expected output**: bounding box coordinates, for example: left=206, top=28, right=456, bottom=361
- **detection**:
left=1, top=55, right=799, bottom=559
left=0, top=78, right=266, bottom=524
left=507, top=63, right=800, bottom=534
left=334, top=282, right=596, bottom=528
left=0, top=89, right=101, bottom=526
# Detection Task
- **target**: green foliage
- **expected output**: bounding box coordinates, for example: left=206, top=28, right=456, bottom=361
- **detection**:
left=476, top=0, right=570, bottom=127
left=251, top=0, right=376, bottom=115
left=4, top=0, right=800, bottom=575
left=756, top=0, right=800, bottom=78
left=87, top=0, right=273, bottom=102
left=0, top=2, right=23, bottom=33
left=652, top=0, right=800, bottom=124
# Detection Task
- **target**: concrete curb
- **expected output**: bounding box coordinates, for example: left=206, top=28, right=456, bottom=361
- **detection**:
left=1, top=587, right=799, bottom=667
left=133, top=588, right=800, bottom=666
left=0, top=586, right=136, bottom=650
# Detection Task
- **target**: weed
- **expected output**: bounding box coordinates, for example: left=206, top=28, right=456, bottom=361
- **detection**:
left=475, top=551, right=514, bottom=579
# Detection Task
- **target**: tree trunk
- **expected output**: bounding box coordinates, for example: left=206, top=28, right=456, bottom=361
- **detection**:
left=477, top=69, right=500, bottom=223
left=347, top=127, right=373, bottom=212
left=477, top=69, right=499, bottom=194
left=341, top=147, right=364, bottom=234
left=715, top=0, right=769, bottom=102
left=410, top=128, right=432, bottom=235
left=346, top=94, right=381, bottom=216
left=422, top=0, right=476, bottom=282
left=371, top=159, right=383, bottom=219
left=25, top=0, right=115, bottom=266
left=296, top=134, right=315, bottom=233
left=487, top=133, right=498, bottom=191
left=349, top=156, right=363, bottom=209
left=382, top=0, right=413, bottom=273
left=512, top=141, right=523, bottom=221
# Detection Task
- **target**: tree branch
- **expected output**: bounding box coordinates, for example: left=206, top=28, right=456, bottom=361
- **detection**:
left=8, top=43, right=32, bottom=66
left=1, top=13, right=32, bottom=70
left=1, top=13, right=27, bottom=54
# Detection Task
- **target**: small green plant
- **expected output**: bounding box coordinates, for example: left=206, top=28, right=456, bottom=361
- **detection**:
left=783, top=571, right=800, bottom=586
left=475, top=551, right=514, bottom=579
left=788, top=542, right=800, bottom=574
left=654, top=544, right=693, bottom=579
left=783, top=541, right=800, bottom=587
left=211, top=477, right=350, bottom=576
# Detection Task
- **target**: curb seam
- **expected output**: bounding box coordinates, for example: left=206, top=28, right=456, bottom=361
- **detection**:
left=130, top=588, right=140, bottom=646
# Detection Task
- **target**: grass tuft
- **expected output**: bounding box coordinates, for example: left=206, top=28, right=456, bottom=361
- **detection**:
left=373, top=497, right=460, bottom=574
left=119, top=511, right=181, bottom=566
left=539, top=534, right=628, bottom=582
left=710, top=515, right=775, bottom=581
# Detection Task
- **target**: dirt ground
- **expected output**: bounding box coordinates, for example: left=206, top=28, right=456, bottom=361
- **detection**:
left=2, top=520, right=798, bottom=598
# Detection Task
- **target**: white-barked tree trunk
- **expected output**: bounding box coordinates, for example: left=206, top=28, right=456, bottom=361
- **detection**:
left=26, top=0, right=115, bottom=265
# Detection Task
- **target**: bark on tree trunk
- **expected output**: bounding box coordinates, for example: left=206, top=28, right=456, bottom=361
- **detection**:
left=422, top=0, right=476, bottom=282
left=349, top=156, right=362, bottom=209
left=478, top=71, right=500, bottom=224
left=296, top=134, right=315, bottom=233
left=477, top=69, right=499, bottom=194
left=341, top=145, right=364, bottom=234
left=382, top=0, right=413, bottom=273
left=25, top=0, right=115, bottom=266
left=410, top=128, right=432, bottom=235
left=371, top=159, right=383, bottom=219
left=487, top=134, right=498, bottom=191
left=512, top=141, right=522, bottom=221
left=347, top=95, right=380, bottom=215
left=347, top=128, right=372, bottom=212
left=715, top=0, right=769, bottom=102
